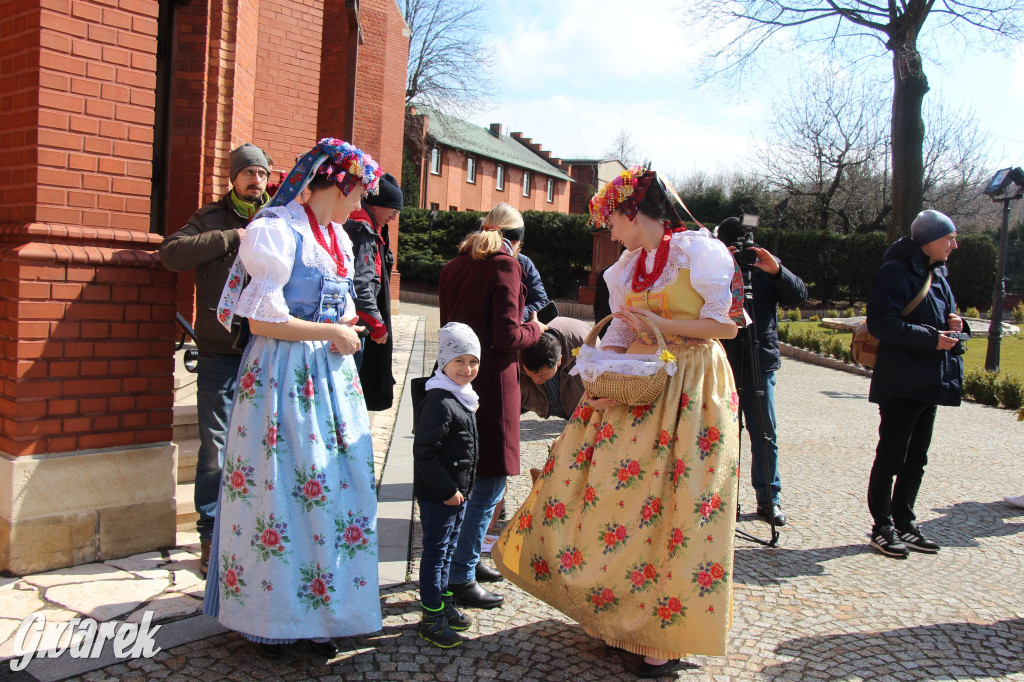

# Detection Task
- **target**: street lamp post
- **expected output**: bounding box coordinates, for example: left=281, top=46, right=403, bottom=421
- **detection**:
left=982, top=167, right=1024, bottom=372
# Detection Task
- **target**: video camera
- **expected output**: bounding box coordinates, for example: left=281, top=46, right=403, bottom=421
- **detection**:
left=730, top=214, right=760, bottom=267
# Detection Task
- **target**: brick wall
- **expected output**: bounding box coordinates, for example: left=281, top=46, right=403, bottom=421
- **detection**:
left=252, top=0, right=323, bottom=172
left=0, top=0, right=176, bottom=458
left=421, top=144, right=570, bottom=215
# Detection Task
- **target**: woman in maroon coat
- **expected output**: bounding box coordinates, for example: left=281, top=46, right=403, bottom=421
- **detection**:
left=439, top=203, right=545, bottom=609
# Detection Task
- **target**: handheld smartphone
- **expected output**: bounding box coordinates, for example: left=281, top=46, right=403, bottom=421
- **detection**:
left=536, top=301, right=558, bottom=325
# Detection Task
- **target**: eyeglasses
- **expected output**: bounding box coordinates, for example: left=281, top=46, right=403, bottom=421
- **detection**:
left=240, top=168, right=269, bottom=180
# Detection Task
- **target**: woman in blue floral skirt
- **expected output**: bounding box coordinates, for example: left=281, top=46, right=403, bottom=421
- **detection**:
left=203, top=138, right=383, bottom=658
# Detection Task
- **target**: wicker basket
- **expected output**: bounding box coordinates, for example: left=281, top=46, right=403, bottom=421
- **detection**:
left=580, top=315, right=669, bottom=405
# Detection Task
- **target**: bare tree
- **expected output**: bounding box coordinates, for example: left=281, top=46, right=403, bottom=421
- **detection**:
left=689, top=0, right=1024, bottom=241
left=755, top=69, right=890, bottom=233
left=401, top=0, right=496, bottom=116
left=920, top=100, right=993, bottom=220
left=604, top=129, right=641, bottom=168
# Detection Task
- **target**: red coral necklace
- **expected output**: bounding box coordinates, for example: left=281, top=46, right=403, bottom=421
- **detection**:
left=303, top=203, right=348, bottom=277
left=631, top=228, right=672, bottom=292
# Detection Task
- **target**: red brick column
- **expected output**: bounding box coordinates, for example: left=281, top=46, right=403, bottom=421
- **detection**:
left=0, top=0, right=177, bottom=574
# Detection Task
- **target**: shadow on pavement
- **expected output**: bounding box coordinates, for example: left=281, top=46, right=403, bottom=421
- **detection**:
left=519, top=417, right=568, bottom=442
left=763, top=618, right=1024, bottom=680
left=921, top=500, right=1024, bottom=548
left=733, top=544, right=871, bottom=583
left=819, top=390, right=869, bottom=400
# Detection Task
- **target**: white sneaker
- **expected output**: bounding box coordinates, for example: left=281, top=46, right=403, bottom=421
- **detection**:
left=1004, top=495, right=1024, bottom=509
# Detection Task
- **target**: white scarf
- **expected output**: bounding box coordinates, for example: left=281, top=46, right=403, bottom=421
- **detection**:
left=424, top=369, right=479, bottom=412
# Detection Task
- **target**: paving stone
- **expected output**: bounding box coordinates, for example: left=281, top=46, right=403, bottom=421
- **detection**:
left=104, top=551, right=167, bottom=573
left=126, top=593, right=203, bottom=624
left=0, top=585, right=44, bottom=620
left=23, top=563, right=133, bottom=589
left=46, top=578, right=168, bottom=622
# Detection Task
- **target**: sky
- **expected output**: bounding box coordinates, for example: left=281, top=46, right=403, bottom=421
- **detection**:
left=465, top=0, right=1024, bottom=184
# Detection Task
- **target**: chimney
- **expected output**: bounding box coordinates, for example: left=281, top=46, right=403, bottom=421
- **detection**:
left=489, top=123, right=504, bottom=137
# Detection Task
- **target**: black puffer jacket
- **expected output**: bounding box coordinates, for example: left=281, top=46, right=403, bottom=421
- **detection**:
left=867, top=236, right=964, bottom=407
left=413, top=389, right=479, bottom=503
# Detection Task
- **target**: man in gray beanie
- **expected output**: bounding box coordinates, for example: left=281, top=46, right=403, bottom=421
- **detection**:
left=864, top=209, right=965, bottom=559
left=158, top=141, right=272, bottom=576
left=344, top=172, right=403, bottom=411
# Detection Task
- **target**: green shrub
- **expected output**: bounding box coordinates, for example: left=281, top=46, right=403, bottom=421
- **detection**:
left=826, top=309, right=840, bottom=319
left=777, top=323, right=790, bottom=344
left=841, top=308, right=855, bottom=318
left=995, top=373, right=1024, bottom=410
left=805, top=331, right=823, bottom=353
left=820, top=334, right=844, bottom=358
left=966, top=307, right=981, bottom=318
left=1012, top=302, right=1024, bottom=325
left=809, top=314, right=820, bottom=322
left=786, top=309, right=801, bottom=322
left=962, top=369, right=999, bottom=405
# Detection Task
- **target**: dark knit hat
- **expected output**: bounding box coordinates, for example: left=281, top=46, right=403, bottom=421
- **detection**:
left=364, top=173, right=403, bottom=210
left=911, top=209, right=956, bottom=245
left=229, top=143, right=271, bottom=181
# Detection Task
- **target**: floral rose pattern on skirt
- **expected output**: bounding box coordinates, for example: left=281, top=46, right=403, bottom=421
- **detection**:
left=492, top=336, right=739, bottom=660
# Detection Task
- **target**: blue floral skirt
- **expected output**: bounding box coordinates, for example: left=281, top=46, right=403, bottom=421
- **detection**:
left=202, top=335, right=381, bottom=641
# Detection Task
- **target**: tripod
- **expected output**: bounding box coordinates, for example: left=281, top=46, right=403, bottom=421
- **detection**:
left=733, top=264, right=780, bottom=548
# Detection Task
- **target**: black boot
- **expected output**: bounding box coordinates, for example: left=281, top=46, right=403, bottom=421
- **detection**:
left=447, top=580, right=504, bottom=608
left=418, top=603, right=464, bottom=648
left=441, top=591, right=473, bottom=631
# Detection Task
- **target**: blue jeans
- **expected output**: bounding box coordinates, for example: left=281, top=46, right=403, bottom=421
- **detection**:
left=418, top=498, right=466, bottom=609
left=742, top=371, right=780, bottom=507
left=195, top=352, right=242, bottom=543
left=449, top=475, right=506, bottom=584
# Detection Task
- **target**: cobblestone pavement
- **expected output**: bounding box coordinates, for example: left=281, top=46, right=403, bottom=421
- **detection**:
left=4, top=302, right=1024, bottom=680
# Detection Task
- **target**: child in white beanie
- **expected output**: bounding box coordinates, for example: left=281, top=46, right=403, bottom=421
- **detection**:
left=413, top=322, right=481, bottom=648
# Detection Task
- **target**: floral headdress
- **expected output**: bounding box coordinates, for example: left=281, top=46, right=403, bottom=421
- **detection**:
left=589, top=166, right=655, bottom=229
left=271, top=137, right=383, bottom=208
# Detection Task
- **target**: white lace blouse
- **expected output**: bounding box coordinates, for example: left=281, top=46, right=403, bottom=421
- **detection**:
left=601, top=228, right=736, bottom=348
left=234, top=200, right=356, bottom=323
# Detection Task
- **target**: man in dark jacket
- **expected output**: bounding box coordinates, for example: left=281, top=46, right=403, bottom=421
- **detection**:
left=158, top=142, right=271, bottom=575
left=866, top=210, right=964, bottom=558
left=717, top=218, right=808, bottom=527
left=343, top=172, right=402, bottom=411
left=520, top=316, right=589, bottom=420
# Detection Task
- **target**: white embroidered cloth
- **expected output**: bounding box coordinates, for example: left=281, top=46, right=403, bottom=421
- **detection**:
left=570, top=345, right=678, bottom=382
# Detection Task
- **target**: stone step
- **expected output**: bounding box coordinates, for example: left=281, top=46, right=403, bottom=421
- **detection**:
left=173, top=404, right=199, bottom=442
left=176, top=482, right=198, bottom=533
left=176, top=438, right=199, bottom=484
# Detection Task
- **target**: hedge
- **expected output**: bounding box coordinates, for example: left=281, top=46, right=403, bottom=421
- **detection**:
left=396, top=209, right=1001, bottom=308
left=396, top=209, right=594, bottom=299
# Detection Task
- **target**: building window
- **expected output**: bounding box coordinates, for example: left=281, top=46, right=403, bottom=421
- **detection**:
left=522, top=171, right=530, bottom=197
left=496, top=164, right=504, bottom=190
left=430, top=148, right=441, bottom=175
left=466, top=156, right=476, bottom=184
left=449, top=205, right=458, bottom=212
left=430, top=202, right=439, bottom=211
left=546, top=178, right=554, bottom=203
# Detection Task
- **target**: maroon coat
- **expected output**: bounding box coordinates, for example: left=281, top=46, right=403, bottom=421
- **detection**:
left=439, top=250, right=542, bottom=477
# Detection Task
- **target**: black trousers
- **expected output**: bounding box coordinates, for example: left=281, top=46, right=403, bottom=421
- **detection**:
left=867, top=398, right=937, bottom=529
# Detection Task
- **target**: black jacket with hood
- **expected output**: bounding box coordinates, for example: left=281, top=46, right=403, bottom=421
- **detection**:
left=866, top=236, right=964, bottom=407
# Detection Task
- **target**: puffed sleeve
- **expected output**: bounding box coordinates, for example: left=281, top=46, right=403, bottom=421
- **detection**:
left=234, top=215, right=295, bottom=322
left=682, top=231, right=742, bottom=325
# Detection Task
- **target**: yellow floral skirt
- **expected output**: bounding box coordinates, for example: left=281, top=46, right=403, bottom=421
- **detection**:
left=492, top=338, right=739, bottom=659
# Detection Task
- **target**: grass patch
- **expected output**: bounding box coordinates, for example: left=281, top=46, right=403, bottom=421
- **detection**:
left=783, top=321, right=1024, bottom=375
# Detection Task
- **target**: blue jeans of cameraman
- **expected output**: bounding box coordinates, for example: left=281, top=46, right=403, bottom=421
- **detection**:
left=195, top=352, right=242, bottom=544
left=742, top=371, right=780, bottom=508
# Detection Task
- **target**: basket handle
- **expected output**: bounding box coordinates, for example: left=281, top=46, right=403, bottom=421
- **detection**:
left=584, top=313, right=668, bottom=354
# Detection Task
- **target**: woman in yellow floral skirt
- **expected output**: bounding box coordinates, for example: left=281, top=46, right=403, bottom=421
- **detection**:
left=491, top=167, right=744, bottom=677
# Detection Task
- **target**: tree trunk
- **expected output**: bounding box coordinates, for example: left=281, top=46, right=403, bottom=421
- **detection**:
left=889, top=40, right=929, bottom=242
